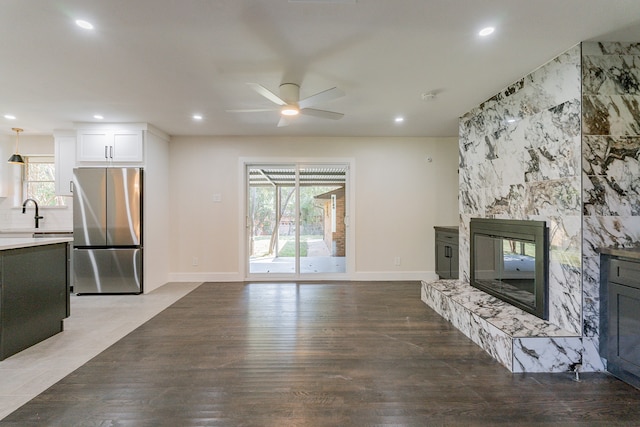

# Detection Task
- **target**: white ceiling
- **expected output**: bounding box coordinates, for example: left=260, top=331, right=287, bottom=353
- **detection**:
left=3, top=0, right=640, bottom=137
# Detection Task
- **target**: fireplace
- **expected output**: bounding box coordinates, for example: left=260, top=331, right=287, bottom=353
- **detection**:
left=470, top=218, right=549, bottom=319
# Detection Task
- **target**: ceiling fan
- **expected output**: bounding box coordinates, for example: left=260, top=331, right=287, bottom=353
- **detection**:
left=227, top=82, right=345, bottom=127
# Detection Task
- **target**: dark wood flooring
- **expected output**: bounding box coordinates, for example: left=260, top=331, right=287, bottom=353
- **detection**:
left=2, top=281, right=640, bottom=426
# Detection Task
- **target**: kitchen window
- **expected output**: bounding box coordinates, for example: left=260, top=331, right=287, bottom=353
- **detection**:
left=23, top=156, right=66, bottom=206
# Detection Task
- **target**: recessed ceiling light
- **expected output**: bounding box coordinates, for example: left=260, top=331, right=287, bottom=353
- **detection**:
left=479, top=27, right=495, bottom=37
left=394, top=117, right=404, bottom=123
left=192, top=114, right=203, bottom=120
left=75, top=19, right=94, bottom=30
left=93, top=114, right=104, bottom=120
left=4, top=114, right=16, bottom=120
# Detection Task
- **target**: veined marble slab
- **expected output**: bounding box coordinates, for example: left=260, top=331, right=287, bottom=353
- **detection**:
left=421, top=280, right=603, bottom=373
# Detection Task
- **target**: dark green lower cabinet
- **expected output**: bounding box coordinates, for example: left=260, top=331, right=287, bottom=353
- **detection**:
left=435, top=227, right=459, bottom=279
left=601, top=255, right=640, bottom=390
left=0, top=243, right=69, bottom=360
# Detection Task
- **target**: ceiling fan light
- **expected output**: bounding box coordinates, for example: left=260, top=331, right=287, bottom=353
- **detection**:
left=281, top=105, right=299, bottom=116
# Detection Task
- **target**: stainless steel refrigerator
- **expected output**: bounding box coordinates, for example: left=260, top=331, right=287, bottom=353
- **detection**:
left=73, top=167, right=143, bottom=294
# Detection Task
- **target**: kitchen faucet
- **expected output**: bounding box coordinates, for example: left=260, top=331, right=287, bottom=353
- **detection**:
left=22, top=198, right=43, bottom=229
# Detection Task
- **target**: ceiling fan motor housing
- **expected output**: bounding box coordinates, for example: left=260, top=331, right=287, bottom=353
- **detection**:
left=279, top=83, right=300, bottom=104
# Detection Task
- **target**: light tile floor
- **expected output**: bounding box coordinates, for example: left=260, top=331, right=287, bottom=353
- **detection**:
left=0, top=282, right=202, bottom=420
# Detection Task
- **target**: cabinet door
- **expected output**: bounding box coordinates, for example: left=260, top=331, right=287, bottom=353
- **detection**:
left=77, top=130, right=109, bottom=162
left=449, top=243, right=459, bottom=279
left=112, top=130, right=143, bottom=162
left=608, top=282, right=640, bottom=381
left=54, top=134, right=76, bottom=196
left=77, top=129, right=144, bottom=164
left=435, top=241, right=450, bottom=278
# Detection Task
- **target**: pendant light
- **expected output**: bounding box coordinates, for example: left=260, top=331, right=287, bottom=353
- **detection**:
left=8, top=127, right=25, bottom=165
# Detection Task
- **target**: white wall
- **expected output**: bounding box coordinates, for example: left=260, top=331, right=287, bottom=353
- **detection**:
left=142, top=128, right=171, bottom=293
left=0, top=134, right=72, bottom=230
left=168, top=136, right=459, bottom=281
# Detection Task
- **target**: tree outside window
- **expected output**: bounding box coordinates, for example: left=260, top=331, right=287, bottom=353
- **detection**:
left=23, top=156, right=66, bottom=206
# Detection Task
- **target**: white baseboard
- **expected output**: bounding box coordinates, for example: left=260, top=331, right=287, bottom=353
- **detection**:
left=167, top=272, right=242, bottom=282
left=167, top=271, right=439, bottom=282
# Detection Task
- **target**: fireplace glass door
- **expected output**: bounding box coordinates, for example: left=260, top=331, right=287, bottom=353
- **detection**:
left=474, top=234, right=536, bottom=308
left=470, top=218, right=548, bottom=319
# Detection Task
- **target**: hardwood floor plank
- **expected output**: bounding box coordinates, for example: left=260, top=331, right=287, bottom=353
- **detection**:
left=2, top=281, right=640, bottom=426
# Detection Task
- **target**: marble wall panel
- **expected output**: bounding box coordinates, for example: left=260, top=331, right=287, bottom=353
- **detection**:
left=458, top=163, right=484, bottom=215
left=525, top=177, right=581, bottom=217
left=459, top=118, right=486, bottom=168
left=583, top=55, right=640, bottom=96
left=582, top=95, right=640, bottom=135
left=583, top=42, right=640, bottom=56
left=582, top=136, right=640, bottom=216
left=581, top=336, right=606, bottom=372
left=581, top=254, right=601, bottom=340
left=483, top=157, right=526, bottom=189
left=582, top=216, right=640, bottom=257
left=547, top=259, right=582, bottom=334
left=484, top=184, right=526, bottom=218
left=524, top=45, right=582, bottom=114
left=524, top=101, right=581, bottom=183
left=547, top=215, right=582, bottom=333
left=459, top=214, right=471, bottom=282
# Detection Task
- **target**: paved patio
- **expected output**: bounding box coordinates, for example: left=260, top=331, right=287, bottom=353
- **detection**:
left=250, top=238, right=345, bottom=274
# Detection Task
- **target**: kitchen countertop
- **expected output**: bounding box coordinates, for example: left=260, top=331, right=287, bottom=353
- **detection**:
left=598, top=247, right=640, bottom=261
left=0, top=228, right=72, bottom=234
left=0, top=237, right=73, bottom=251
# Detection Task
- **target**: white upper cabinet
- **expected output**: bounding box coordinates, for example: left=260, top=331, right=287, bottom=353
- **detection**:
left=77, top=129, right=143, bottom=163
left=112, top=130, right=144, bottom=162
left=53, top=130, right=76, bottom=197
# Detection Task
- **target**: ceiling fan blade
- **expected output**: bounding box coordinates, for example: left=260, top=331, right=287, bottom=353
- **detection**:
left=298, top=87, right=345, bottom=109
left=300, top=108, right=344, bottom=120
left=225, top=108, right=278, bottom=113
left=247, top=83, right=286, bottom=106
left=277, top=116, right=291, bottom=127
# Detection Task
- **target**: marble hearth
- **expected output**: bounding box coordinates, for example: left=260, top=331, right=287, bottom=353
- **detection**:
left=421, top=280, right=602, bottom=373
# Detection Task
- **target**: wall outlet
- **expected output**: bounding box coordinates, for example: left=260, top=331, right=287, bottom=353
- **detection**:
left=192, top=257, right=198, bottom=266
left=394, top=256, right=401, bottom=266
left=212, top=193, right=222, bottom=202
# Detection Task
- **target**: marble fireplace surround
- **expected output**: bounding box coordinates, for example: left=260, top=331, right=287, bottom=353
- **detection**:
left=421, top=41, right=640, bottom=374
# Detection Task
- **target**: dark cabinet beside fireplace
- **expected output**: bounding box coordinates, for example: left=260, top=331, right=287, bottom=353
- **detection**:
left=600, top=250, right=640, bottom=390
left=435, top=226, right=458, bottom=279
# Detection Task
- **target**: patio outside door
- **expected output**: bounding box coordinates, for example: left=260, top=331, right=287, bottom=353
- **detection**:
left=247, top=163, right=347, bottom=276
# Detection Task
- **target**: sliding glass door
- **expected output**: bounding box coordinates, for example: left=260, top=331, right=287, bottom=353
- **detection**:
left=247, top=163, right=347, bottom=276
